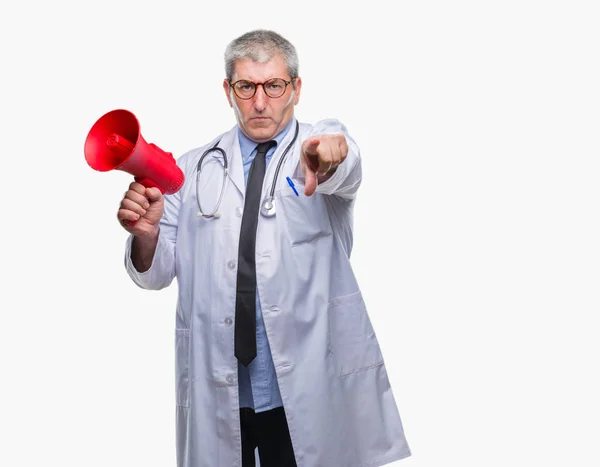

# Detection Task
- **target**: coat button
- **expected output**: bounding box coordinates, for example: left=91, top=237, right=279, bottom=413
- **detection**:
left=224, top=317, right=233, bottom=326
left=236, top=207, right=243, bottom=217
left=226, top=375, right=235, bottom=384
left=227, top=260, right=236, bottom=270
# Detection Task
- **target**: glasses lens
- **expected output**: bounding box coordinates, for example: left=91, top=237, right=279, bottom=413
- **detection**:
left=233, top=80, right=256, bottom=99
left=264, top=78, right=287, bottom=98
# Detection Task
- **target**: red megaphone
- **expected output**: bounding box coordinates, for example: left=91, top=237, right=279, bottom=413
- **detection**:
left=84, top=109, right=185, bottom=195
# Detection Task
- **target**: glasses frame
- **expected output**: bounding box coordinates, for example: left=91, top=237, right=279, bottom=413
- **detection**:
left=229, top=77, right=295, bottom=100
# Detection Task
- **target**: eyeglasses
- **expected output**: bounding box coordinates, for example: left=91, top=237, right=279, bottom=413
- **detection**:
left=229, top=78, right=295, bottom=100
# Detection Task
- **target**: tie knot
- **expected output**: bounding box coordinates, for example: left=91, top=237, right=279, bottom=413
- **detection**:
left=255, top=140, right=277, bottom=156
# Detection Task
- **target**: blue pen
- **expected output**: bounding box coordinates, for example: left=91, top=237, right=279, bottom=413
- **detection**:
left=286, top=176, right=299, bottom=196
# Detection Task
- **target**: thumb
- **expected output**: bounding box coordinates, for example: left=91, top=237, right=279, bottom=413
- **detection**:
left=145, top=187, right=163, bottom=202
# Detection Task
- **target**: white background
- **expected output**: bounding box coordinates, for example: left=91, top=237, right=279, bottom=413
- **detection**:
left=1, top=1, right=599, bottom=466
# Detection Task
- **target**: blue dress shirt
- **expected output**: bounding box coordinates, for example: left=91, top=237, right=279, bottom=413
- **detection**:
left=237, top=118, right=294, bottom=412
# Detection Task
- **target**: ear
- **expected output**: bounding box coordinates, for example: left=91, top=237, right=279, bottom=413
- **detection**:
left=293, top=77, right=302, bottom=105
left=223, top=79, right=233, bottom=107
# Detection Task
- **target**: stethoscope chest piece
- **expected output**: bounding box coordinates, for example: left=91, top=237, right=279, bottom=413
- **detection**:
left=260, top=196, right=276, bottom=217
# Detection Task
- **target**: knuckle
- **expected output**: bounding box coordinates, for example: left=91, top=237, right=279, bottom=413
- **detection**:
left=132, top=182, right=145, bottom=194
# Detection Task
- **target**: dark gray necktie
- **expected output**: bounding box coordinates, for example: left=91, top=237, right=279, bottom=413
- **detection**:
left=235, top=140, right=277, bottom=366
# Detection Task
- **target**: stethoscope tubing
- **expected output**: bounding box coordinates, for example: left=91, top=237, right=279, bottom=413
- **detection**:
left=195, top=121, right=299, bottom=219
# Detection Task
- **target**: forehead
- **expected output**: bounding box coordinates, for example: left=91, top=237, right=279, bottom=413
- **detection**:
left=232, top=55, right=289, bottom=81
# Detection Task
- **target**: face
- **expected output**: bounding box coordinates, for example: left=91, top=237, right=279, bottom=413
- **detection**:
left=223, top=55, right=302, bottom=143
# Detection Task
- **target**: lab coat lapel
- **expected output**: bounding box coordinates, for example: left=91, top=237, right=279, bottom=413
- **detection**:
left=262, top=119, right=299, bottom=198
left=221, top=127, right=245, bottom=198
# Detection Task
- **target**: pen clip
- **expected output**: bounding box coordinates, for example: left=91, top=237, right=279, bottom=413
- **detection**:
left=286, top=176, right=299, bottom=196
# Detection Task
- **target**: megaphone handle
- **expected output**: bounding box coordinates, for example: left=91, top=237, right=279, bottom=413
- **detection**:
left=127, top=177, right=166, bottom=227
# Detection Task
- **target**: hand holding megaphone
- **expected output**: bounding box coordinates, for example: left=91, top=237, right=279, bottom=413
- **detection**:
left=117, top=181, right=164, bottom=235
left=84, top=109, right=184, bottom=229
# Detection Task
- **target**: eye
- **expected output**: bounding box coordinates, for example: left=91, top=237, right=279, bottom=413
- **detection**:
left=237, top=81, right=254, bottom=91
left=266, top=81, right=283, bottom=90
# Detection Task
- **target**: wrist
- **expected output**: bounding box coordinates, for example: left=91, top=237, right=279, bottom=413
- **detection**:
left=135, top=225, right=160, bottom=242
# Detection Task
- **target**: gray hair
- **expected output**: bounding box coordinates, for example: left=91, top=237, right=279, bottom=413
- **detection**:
left=224, top=29, right=299, bottom=82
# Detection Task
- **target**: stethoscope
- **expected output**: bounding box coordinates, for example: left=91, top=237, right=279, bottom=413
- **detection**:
left=195, top=120, right=299, bottom=219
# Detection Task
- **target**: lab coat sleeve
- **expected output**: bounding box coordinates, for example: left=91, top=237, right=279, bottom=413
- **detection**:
left=123, top=176, right=181, bottom=290
left=293, top=118, right=362, bottom=200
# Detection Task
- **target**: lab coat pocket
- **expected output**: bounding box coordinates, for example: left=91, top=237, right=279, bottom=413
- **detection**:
left=278, top=190, right=332, bottom=247
left=175, top=329, right=191, bottom=407
left=328, top=292, right=384, bottom=377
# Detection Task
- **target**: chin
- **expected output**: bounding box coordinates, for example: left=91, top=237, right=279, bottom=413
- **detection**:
left=247, top=125, right=275, bottom=141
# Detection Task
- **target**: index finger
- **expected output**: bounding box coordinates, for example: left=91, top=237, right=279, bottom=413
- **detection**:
left=302, top=137, right=320, bottom=155
left=128, top=181, right=147, bottom=195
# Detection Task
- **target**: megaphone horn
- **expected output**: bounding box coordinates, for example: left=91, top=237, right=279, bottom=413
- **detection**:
left=84, top=109, right=185, bottom=195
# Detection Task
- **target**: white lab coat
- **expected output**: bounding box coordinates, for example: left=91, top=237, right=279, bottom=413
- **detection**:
left=124, top=119, right=411, bottom=467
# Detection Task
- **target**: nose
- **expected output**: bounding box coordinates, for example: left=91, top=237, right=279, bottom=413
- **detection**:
left=253, top=85, right=268, bottom=112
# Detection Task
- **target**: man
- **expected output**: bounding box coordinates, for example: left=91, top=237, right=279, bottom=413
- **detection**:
left=118, top=29, right=411, bottom=467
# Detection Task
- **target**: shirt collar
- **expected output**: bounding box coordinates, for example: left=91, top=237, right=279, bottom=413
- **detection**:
left=238, top=118, right=295, bottom=163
